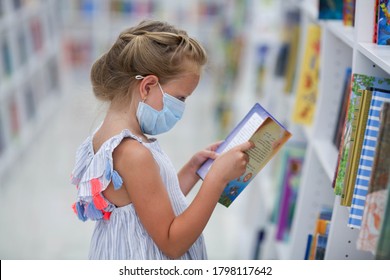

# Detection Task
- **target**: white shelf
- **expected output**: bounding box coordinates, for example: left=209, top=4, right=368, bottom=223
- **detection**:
left=325, top=20, right=354, bottom=48
left=357, top=43, right=390, bottom=74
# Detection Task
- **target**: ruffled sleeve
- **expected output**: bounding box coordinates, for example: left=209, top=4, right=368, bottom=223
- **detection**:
left=70, top=130, right=142, bottom=221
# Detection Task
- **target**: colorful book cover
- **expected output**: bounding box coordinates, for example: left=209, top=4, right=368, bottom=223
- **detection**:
left=343, top=0, right=356, bottom=26
left=357, top=189, right=388, bottom=253
left=341, top=89, right=373, bottom=206
left=333, top=74, right=390, bottom=196
left=274, top=142, right=306, bottom=242
left=333, top=67, right=352, bottom=150
left=197, top=103, right=292, bottom=207
left=291, top=24, right=321, bottom=125
left=349, top=92, right=390, bottom=227
left=377, top=0, right=390, bottom=45
left=333, top=76, right=363, bottom=196
left=375, top=174, right=390, bottom=259
left=308, top=206, right=332, bottom=260
left=319, top=0, right=343, bottom=20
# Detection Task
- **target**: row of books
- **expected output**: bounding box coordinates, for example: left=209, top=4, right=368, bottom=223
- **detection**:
left=0, top=10, right=56, bottom=83
left=0, top=0, right=62, bottom=171
left=319, top=0, right=389, bottom=44
left=319, top=0, right=355, bottom=26
left=332, top=72, right=390, bottom=257
left=0, top=56, right=60, bottom=156
left=304, top=206, right=333, bottom=260
left=263, top=1, right=390, bottom=259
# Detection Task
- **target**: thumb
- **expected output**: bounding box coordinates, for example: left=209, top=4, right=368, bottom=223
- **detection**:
left=205, top=150, right=218, bottom=159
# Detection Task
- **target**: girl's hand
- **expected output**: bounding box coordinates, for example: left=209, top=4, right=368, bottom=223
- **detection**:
left=189, top=140, right=223, bottom=170
left=208, top=141, right=254, bottom=186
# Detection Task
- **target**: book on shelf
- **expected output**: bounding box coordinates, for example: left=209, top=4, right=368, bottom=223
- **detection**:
left=254, top=44, right=270, bottom=99
left=375, top=171, right=390, bottom=260
left=197, top=103, right=292, bottom=207
left=291, top=24, right=321, bottom=126
left=333, top=74, right=390, bottom=201
left=1, top=34, right=13, bottom=77
left=376, top=0, right=390, bottom=45
left=307, top=206, right=332, bottom=260
left=341, top=89, right=373, bottom=206
left=356, top=102, right=390, bottom=253
left=304, top=234, right=313, bottom=260
left=273, top=141, right=306, bottom=242
left=373, top=0, right=380, bottom=44
left=282, top=9, right=301, bottom=95
left=333, top=67, right=352, bottom=150
left=318, top=0, right=343, bottom=20
left=343, top=0, right=356, bottom=26
left=349, top=90, right=390, bottom=228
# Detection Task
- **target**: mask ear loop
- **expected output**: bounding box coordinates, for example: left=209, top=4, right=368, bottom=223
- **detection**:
left=135, top=75, right=147, bottom=101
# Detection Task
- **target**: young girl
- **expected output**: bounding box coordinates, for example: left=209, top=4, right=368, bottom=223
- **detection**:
left=70, top=20, right=253, bottom=260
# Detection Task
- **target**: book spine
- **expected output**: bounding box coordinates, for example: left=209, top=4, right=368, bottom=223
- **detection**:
left=342, top=90, right=373, bottom=206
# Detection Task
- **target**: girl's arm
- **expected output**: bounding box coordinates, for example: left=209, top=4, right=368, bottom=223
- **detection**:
left=177, top=141, right=221, bottom=196
left=114, top=138, right=253, bottom=259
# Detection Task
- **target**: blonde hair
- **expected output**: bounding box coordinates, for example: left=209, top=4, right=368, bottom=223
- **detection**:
left=90, top=20, right=208, bottom=102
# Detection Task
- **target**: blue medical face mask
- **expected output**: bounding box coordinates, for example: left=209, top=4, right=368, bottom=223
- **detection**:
left=135, top=76, right=186, bottom=135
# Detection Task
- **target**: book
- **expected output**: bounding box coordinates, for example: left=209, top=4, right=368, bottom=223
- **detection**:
left=333, top=75, right=363, bottom=196
left=304, top=234, right=313, bottom=260
left=1, top=34, right=13, bottom=77
left=367, top=102, right=390, bottom=195
left=375, top=174, right=390, bottom=260
left=197, top=103, right=292, bottom=207
left=282, top=9, right=301, bottom=94
left=333, top=67, right=352, bottom=150
left=333, top=74, right=390, bottom=197
left=377, top=0, right=390, bottom=45
left=319, top=0, right=343, bottom=20
left=357, top=188, right=388, bottom=254
left=254, top=44, right=270, bottom=98
left=374, top=0, right=380, bottom=44
left=283, top=24, right=300, bottom=94
left=291, top=24, right=321, bottom=125
left=356, top=102, right=390, bottom=253
left=308, top=206, right=332, bottom=260
left=274, top=142, right=306, bottom=242
left=349, top=91, right=390, bottom=227
left=341, top=89, right=373, bottom=206
left=343, top=0, right=356, bottom=26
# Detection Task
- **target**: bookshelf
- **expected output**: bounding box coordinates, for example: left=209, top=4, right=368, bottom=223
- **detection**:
left=0, top=0, right=63, bottom=184
left=233, top=0, right=389, bottom=260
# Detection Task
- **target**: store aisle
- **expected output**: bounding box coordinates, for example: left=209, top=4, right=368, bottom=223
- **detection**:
left=0, top=74, right=249, bottom=260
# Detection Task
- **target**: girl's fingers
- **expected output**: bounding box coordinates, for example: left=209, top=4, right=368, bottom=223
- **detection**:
left=237, top=141, right=255, bottom=152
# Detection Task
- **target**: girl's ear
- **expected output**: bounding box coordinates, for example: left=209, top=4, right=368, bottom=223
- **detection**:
left=138, top=75, right=159, bottom=101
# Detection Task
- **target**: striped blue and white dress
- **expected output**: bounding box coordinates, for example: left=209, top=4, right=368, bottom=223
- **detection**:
left=70, top=129, right=207, bottom=260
